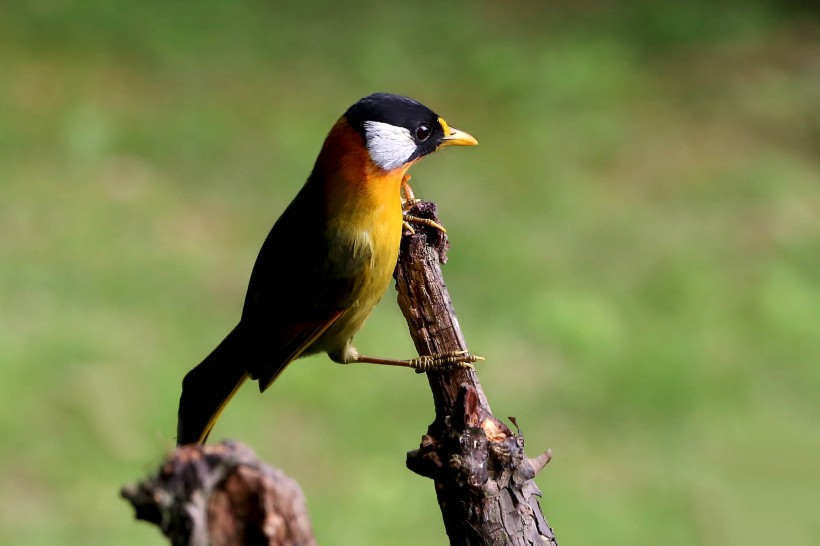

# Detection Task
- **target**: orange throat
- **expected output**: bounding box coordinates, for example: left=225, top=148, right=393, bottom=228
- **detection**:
left=316, top=119, right=407, bottom=232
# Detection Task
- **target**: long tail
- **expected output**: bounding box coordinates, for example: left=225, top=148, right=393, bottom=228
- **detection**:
left=177, top=325, right=249, bottom=445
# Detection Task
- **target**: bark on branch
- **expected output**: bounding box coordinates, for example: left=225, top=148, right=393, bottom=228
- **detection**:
left=121, top=441, right=316, bottom=546
left=122, top=201, right=558, bottom=546
left=396, top=201, right=558, bottom=546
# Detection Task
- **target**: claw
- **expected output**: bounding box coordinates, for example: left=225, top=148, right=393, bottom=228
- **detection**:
left=404, top=215, right=446, bottom=233
left=408, top=350, right=484, bottom=373
left=400, top=175, right=443, bottom=233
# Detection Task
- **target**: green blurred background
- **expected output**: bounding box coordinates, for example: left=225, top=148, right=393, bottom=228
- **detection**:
left=2, top=1, right=818, bottom=544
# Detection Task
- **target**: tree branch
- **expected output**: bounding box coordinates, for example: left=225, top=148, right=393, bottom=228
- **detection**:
left=121, top=441, right=316, bottom=546
left=123, top=200, right=557, bottom=546
left=396, top=201, right=558, bottom=546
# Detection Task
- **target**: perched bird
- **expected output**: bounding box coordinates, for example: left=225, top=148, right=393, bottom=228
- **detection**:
left=177, top=93, right=479, bottom=445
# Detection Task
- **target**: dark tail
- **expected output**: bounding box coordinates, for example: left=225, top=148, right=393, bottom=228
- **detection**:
left=177, top=325, right=249, bottom=445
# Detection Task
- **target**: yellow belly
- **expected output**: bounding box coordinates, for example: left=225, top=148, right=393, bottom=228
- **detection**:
left=307, top=120, right=410, bottom=360
left=326, top=236, right=399, bottom=346
left=314, top=174, right=405, bottom=359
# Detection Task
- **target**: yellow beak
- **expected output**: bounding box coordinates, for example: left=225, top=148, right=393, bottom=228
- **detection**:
left=437, top=117, right=478, bottom=147
left=440, top=127, right=479, bottom=147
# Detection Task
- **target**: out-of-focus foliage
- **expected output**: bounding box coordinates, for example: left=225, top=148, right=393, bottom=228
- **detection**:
left=1, top=1, right=818, bottom=544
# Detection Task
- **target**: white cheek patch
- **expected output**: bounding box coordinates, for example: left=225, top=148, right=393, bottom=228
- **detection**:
left=363, top=120, right=416, bottom=171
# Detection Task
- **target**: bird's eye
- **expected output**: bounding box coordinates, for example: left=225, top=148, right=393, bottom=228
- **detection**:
left=416, top=124, right=431, bottom=141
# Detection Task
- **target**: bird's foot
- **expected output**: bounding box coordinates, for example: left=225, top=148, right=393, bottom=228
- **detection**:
left=400, top=174, right=446, bottom=234
left=402, top=215, right=446, bottom=235
left=408, top=350, right=484, bottom=373
left=351, top=350, right=483, bottom=373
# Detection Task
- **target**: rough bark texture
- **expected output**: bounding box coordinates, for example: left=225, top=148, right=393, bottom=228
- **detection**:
left=397, top=201, right=558, bottom=546
left=122, top=201, right=557, bottom=545
left=121, top=441, right=316, bottom=546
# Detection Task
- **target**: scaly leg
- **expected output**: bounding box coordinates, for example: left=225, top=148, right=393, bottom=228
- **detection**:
left=352, top=350, right=483, bottom=373
left=401, top=174, right=447, bottom=234
left=401, top=174, right=419, bottom=211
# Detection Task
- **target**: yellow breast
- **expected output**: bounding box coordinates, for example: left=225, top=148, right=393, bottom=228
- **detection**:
left=313, top=120, right=408, bottom=348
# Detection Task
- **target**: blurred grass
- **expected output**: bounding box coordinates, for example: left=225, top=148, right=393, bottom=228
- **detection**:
left=1, top=1, right=819, bottom=544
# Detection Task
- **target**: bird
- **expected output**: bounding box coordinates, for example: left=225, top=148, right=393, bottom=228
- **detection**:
left=177, top=93, right=479, bottom=445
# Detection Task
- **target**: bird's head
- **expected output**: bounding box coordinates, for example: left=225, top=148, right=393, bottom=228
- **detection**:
left=343, top=93, right=478, bottom=173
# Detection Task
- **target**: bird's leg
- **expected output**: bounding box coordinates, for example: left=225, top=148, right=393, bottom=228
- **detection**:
left=400, top=174, right=419, bottom=211
left=352, top=350, right=484, bottom=373
left=401, top=174, right=447, bottom=234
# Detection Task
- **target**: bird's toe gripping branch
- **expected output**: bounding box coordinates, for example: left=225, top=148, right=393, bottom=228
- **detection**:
left=401, top=174, right=446, bottom=235
left=407, top=350, right=484, bottom=374
left=352, top=349, right=484, bottom=373
left=401, top=174, right=447, bottom=235
left=403, top=215, right=446, bottom=235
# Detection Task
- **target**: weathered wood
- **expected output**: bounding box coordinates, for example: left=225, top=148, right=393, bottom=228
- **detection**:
left=396, top=201, right=558, bottom=546
left=123, top=200, right=557, bottom=545
left=121, top=441, right=316, bottom=546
